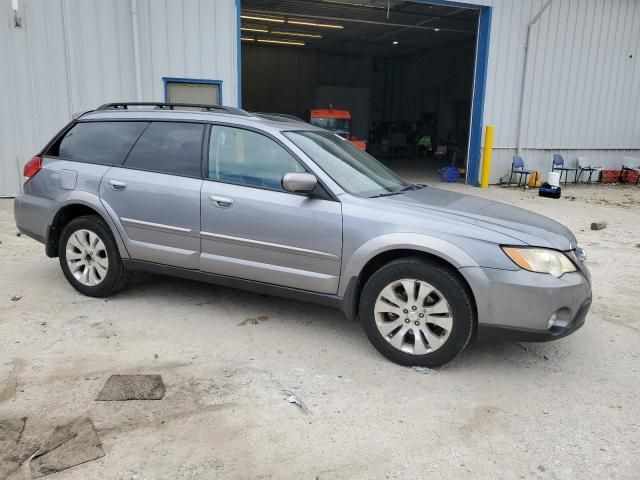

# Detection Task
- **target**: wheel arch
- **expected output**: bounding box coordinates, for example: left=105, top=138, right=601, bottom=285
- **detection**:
left=46, top=198, right=129, bottom=259
left=340, top=235, right=478, bottom=323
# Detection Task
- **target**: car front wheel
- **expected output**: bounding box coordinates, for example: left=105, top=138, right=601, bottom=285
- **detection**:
left=360, top=257, right=475, bottom=367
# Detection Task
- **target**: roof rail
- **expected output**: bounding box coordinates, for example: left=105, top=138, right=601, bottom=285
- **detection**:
left=96, top=102, right=250, bottom=116
left=253, top=112, right=306, bottom=123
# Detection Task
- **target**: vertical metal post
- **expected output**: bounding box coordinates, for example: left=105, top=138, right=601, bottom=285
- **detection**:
left=480, top=125, right=494, bottom=188
left=515, top=0, right=553, bottom=153
left=130, top=0, right=143, bottom=102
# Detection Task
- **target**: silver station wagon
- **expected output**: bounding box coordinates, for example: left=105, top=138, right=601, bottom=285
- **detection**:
left=14, top=102, right=592, bottom=366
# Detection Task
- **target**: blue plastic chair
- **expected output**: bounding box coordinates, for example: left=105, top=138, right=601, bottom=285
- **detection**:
left=508, top=155, right=534, bottom=188
left=552, top=154, right=578, bottom=185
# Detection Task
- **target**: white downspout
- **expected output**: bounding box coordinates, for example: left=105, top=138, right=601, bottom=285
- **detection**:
left=130, top=0, right=143, bottom=101
left=515, top=0, right=553, bottom=154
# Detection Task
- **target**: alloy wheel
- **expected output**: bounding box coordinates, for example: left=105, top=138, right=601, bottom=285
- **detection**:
left=374, top=278, right=453, bottom=355
left=65, top=229, right=109, bottom=286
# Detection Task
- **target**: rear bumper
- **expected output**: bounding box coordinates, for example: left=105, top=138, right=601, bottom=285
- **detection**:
left=14, top=193, right=52, bottom=244
left=460, top=265, right=592, bottom=341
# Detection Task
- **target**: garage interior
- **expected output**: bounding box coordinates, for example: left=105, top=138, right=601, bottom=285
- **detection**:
left=241, top=0, right=479, bottom=181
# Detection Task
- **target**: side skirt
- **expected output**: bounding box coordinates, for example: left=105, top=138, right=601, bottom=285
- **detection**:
left=123, top=259, right=356, bottom=319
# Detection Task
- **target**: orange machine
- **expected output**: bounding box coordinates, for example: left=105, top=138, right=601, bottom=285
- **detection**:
left=309, top=108, right=367, bottom=151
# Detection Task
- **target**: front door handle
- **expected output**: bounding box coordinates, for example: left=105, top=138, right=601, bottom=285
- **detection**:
left=209, top=195, right=233, bottom=208
left=109, top=180, right=127, bottom=191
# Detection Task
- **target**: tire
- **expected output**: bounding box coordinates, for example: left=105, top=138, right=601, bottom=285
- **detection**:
left=360, top=257, right=475, bottom=367
left=58, top=215, right=131, bottom=297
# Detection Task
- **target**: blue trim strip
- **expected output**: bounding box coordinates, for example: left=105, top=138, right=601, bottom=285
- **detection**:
left=467, top=6, right=492, bottom=185
left=236, top=0, right=242, bottom=108
left=162, top=77, right=223, bottom=105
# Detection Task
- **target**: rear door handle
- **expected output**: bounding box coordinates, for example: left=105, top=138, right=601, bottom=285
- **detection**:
left=109, top=180, right=127, bottom=191
left=209, top=195, right=233, bottom=208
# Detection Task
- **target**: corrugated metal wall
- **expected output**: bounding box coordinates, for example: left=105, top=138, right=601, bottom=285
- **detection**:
left=464, top=0, right=640, bottom=181
left=0, top=0, right=238, bottom=196
left=2, top=0, right=640, bottom=194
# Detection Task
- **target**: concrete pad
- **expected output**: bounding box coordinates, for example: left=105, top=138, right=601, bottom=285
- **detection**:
left=95, top=374, right=165, bottom=401
left=0, top=441, right=40, bottom=480
left=37, top=424, right=77, bottom=455
left=0, top=417, right=40, bottom=480
left=30, top=418, right=104, bottom=478
left=0, top=417, right=26, bottom=453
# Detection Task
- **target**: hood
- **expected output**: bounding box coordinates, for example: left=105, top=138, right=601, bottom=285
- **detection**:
left=382, top=186, right=576, bottom=251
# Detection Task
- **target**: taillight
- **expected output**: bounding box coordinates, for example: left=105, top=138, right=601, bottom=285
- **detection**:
left=23, top=156, right=43, bottom=181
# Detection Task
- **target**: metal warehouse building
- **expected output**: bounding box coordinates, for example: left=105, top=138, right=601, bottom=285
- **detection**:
left=2, top=0, right=640, bottom=196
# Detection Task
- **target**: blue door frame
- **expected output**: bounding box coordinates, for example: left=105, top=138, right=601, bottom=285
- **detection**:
left=235, top=0, right=491, bottom=185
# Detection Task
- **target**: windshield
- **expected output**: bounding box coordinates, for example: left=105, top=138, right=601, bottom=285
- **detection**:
left=309, top=117, right=352, bottom=136
left=284, top=131, right=409, bottom=197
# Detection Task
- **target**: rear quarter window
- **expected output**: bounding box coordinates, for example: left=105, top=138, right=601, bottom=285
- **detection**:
left=46, top=122, right=149, bottom=165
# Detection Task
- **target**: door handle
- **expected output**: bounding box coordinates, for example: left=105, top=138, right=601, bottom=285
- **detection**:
left=109, top=180, right=127, bottom=191
left=209, top=195, right=233, bottom=208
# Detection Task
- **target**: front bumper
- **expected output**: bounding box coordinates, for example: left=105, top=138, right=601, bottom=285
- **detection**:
left=460, top=265, right=592, bottom=342
left=477, top=297, right=591, bottom=341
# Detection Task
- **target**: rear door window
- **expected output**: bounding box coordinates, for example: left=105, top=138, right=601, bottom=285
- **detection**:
left=124, top=122, right=205, bottom=178
left=50, top=122, right=149, bottom=165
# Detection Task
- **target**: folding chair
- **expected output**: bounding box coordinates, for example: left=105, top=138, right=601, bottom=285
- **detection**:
left=576, top=157, right=602, bottom=184
left=508, top=155, right=534, bottom=188
left=552, top=154, right=578, bottom=185
left=621, top=156, right=640, bottom=185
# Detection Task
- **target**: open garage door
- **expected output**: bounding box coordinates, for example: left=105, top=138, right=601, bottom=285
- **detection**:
left=240, top=0, right=484, bottom=184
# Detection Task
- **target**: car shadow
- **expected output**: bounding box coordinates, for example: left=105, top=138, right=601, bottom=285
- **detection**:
left=119, top=271, right=361, bottom=332
left=115, top=272, right=567, bottom=372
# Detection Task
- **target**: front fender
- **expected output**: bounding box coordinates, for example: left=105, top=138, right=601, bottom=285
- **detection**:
left=46, top=191, right=130, bottom=259
left=338, top=232, right=478, bottom=297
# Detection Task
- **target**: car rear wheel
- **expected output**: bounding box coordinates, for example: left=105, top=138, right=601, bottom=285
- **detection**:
left=360, top=257, right=475, bottom=367
left=59, top=215, right=131, bottom=297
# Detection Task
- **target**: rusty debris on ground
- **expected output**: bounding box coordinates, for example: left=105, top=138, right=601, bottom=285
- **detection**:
left=95, top=374, right=166, bottom=401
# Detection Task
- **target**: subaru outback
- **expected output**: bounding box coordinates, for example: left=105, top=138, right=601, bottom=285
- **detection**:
left=14, top=103, right=592, bottom=366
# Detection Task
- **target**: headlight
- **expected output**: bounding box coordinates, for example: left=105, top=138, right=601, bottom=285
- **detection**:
left=502, top=247, right=577, bottom=278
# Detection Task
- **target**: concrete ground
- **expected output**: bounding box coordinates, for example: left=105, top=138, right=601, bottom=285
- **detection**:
left=1, top=182, right=639, bottom=479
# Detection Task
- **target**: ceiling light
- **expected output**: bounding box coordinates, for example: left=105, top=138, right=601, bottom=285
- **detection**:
left=241, top=36, right=255, bottom=41
left=257, top=38, right=306, bottom=46
left=287, top=19, right=343, bottom=29
left=241, top=27, right=269, bottom=33
left=271, top=30, right=322, bottom=39
left=241, top=14, right=285, bottom=23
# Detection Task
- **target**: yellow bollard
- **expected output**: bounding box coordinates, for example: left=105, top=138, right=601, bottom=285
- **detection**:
left=480, top=125, right=494, bottom=188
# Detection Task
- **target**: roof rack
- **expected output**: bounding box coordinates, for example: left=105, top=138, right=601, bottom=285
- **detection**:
left=253, top=112, right=306, bottom=123
left=96, top=102, right=250, bottom=116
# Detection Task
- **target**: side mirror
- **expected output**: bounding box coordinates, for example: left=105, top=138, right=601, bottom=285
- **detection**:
left=282, top=172, right=317, bottom=193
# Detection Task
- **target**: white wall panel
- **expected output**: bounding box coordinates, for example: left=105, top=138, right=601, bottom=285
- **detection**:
left=1, top=0, right=238, bottom=196
left=466, top=0, right=640, bottom=181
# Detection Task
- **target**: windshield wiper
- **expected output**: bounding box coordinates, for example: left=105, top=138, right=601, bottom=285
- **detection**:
left=369, top=191, right=404, bottom=198
left=400, top=183, right=426, bottom=191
